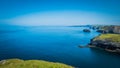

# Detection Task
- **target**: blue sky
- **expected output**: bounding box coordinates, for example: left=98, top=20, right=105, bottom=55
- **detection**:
left=0, top=0, right=120, bottom=26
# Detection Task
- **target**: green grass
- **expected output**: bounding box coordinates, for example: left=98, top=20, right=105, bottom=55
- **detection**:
left=0, top=59, right=73, bottom=68
left=94, top=34, right=120, bottom=43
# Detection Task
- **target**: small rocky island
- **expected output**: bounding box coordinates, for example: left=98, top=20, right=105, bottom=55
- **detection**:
left=89, top=34, right=120, bottom=53
left=83, top=29, right=91, bottom=32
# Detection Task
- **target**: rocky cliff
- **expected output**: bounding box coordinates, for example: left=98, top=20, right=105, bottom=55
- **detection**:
left=89, top=34, right=120, bottom=53
left=96, top=25, right=120, bottom=34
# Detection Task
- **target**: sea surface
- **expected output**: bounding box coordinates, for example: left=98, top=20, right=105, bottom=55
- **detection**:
left=0, top=26, right=120, bottom=68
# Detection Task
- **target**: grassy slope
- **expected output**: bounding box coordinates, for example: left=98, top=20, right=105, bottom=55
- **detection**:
left=94, top=34, right=120, bottom=43
left=0, top=59, right=73, bottom=68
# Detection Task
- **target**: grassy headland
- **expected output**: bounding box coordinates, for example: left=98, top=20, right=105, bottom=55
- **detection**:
left=93, top=34, right=120, bottom=43
left=0, top=59, right=73, bottom=68
left=89, top=33, right=120, bottom=53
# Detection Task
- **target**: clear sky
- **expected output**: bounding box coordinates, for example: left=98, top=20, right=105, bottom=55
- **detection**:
left=0, top=0, right=120, bottom=26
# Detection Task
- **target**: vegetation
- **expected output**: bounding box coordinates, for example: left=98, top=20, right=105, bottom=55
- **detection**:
left=0, top=59, right=73, bottom=68
left=93, top=34, right=120, bottom=43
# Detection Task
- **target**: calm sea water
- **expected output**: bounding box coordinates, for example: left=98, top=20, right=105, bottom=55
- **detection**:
left=0, top=26, right=120, bottom=68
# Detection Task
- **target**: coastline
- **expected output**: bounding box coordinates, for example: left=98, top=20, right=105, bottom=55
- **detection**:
left=88, top=34, right=120, bottom=54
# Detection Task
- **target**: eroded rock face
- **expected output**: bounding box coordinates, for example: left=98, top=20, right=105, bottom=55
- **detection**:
left=0, top=60, right=6, bottom=65
left=89, top=36, right=120, bottom=53
left=97, top=29, right=106, bottom=33
left=90, top=40, right=120, bottom=48
left=96, top=26, right=120, bottom=34
left=113, top=26, right=120, bottom=34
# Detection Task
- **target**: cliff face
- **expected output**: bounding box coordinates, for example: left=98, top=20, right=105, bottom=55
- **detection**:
left=113, top=26, right=120, bottom=34
left=96, top=26, right=120, bottom=34
left=89, top=34, right=120, bottom=53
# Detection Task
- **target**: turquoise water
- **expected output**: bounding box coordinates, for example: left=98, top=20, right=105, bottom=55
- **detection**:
left=0, top=26, right=120, bottom=68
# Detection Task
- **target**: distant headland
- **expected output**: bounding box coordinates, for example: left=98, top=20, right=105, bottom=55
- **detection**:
left=78, top=25, right=120, bottom=54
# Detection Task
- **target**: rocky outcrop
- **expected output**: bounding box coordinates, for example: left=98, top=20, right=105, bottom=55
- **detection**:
left=83, top=29, right=91, bottom=32
left=113, top=26, right=120, bottom=34
left=95, top=25, right=120, bottom=34
left=0, top=60, right=6, bottom=65
left=97, top=29, right=106, bottom=33
left=89, top=34, right=120, bottom=53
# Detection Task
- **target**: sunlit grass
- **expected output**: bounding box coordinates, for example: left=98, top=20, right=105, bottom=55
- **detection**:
left=0, top=59, right=73, bottom=68
left=94, top=34, right=120, bottom=43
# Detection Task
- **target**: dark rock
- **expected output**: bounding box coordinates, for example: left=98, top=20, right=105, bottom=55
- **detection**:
left=96, top=25, right=120, bottom=34
left=97, top=29, right=105, bottom=33
left=113, top=26, right=120, bottom=34
left=83, top=29, right=91, bottom=32
left=89, top=38, right=120, bottom=53
left=78, top=45, right=89, bottom=48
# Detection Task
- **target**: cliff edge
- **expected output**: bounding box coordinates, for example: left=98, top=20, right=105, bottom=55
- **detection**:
left=89, top=34, right=120, bottom=53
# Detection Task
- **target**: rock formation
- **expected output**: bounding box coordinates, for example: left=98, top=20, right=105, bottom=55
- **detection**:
left=95, top=25, right=120, bottom=34
left=83, top=29, right=91, bottom=32
left=89, top=34, right=120, bottom=53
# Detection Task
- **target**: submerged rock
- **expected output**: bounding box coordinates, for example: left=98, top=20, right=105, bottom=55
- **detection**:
left=78, top=45, right=89, bottom=48
left=79, top=45, right=96, bottom=48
